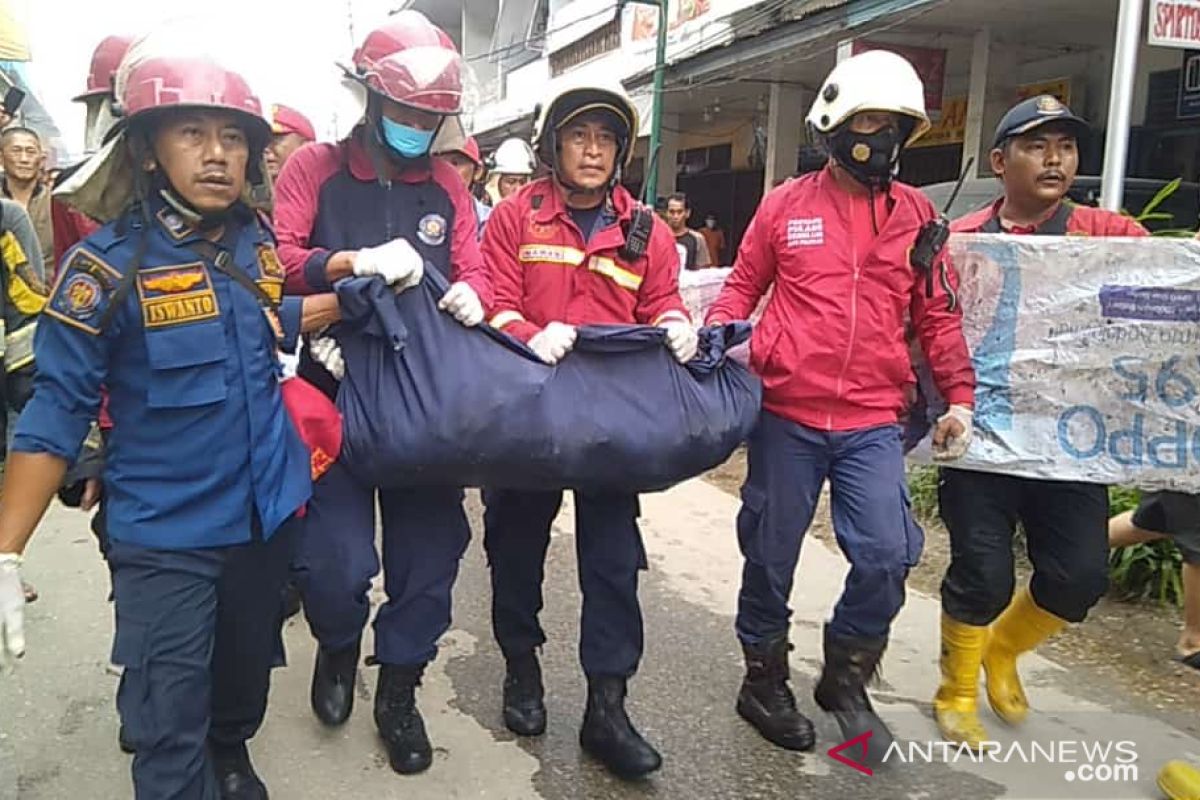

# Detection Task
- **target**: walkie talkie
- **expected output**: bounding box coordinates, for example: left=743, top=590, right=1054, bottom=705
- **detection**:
left=911, top=157, right=974, bottom=311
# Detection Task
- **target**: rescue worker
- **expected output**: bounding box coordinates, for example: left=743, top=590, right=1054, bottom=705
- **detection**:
left=933, top=95, right=1147, bottom=749
left=485, top=136, right=536, bottom=203
left=436, top=135, right=491, bottom=236
left=274, top=11, right=492, bottom=776
left=0, top=196, right=46, bottom=439
left=482, top=79, right=697, bottom=779
left=52, top=34, right=134, bottom=268
left=264, top=103, right=316, bottom=182
left=705, top=50, right=975, bottom=764
left=0, top=36, right=343, bottom=798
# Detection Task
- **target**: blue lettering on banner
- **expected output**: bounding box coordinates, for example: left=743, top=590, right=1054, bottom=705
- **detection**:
left=972, top=244, right=1021, bottom=433
left=1057, top=354, right=1200, bottom=468
left=1099, top=285, right=1200, bottom=322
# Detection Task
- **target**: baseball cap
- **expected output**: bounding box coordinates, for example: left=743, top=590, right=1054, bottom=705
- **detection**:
left=992, top=95, right=1088, bottom=148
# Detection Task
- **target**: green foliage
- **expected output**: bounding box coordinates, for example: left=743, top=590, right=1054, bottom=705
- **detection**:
left=1109, top=539, right=1184, bottom=607
left=1109, top=485, right=1141, bottom=516
left=1121, top=177, right=1198, bottom=237
left=907, top=466, right=940, bottom=523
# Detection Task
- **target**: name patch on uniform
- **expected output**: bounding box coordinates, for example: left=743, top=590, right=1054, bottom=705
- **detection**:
left=787, top=218, right=824, bottom=248
left=44, top=249, right=122, bottom=335
left=518, top=244, right=585, bottom=266
left=136, top=263, right=220, bottom=328
left=417, top=213, right=447, bottom=246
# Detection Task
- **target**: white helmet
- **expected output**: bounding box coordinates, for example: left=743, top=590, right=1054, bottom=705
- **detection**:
left=489, top=137, right=537, bottom=176
left=806, top=50, right=930, bottom=146
left=532, top=78, right=640, bottom=170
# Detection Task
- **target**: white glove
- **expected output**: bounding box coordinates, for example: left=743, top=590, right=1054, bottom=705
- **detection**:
left=438, top=282, right=484, bottom=327
left=528, top=322, right=577, bottom=365
left=0, top=553, right=25, bottom=663
left=309, top=335, right=345, bottom=381
left=932, top=404, right=974, bottom=461
left=661, top=319, right=699, bottom=364
left=353, top=238, right=425, bottom=290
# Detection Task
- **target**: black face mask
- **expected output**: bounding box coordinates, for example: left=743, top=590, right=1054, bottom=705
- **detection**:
left=829, top=125, right=902, bottom=188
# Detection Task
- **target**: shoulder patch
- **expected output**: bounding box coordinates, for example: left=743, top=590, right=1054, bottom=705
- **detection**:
left=44, top=248, right=122, bottom=335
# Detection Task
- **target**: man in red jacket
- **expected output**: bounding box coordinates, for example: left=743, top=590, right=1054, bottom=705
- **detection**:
left=705, top=50, right=975, bottom=764
left=274, top=13, right=491, bottom=777
left=933, top=96, right=1147, bottom=750
left=482, top=79, right=695, bottom=779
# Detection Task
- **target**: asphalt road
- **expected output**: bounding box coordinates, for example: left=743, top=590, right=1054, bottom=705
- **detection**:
left=3, top=481, right=1198, bottom=799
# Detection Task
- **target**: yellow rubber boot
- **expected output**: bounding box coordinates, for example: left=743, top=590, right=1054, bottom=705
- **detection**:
left=981, top=586, right=1067, bottom=725
left=1158, top=761, right=1200, bottom=800
left=932, top=614, right=989, bottom=749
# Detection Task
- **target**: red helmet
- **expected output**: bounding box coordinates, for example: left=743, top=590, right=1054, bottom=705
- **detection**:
left=348, top=11, right=463, bottom=115
left=73, top=34, right=135, bottom=102
left=271, top=103, right=316, bottom=141
left=119, top=50, right=270, bottom=145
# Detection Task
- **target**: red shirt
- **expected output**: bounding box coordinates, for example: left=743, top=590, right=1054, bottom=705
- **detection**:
left=952, top=199, right=1149, bottom=237
left=484, top=178, right=690, bottom=342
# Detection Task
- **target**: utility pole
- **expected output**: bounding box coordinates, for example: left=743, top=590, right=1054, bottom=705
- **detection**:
left=623, top=0, right=669, bottom=204
left=1100, top=0, right=1145, bottom=212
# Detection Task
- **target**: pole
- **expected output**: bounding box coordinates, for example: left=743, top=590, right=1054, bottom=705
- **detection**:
left=1099, top=0, right=1145, bottom=211
left=644, top=0, right=668, bottom=204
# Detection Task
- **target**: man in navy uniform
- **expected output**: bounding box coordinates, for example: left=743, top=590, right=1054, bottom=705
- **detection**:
left=0, top=36, right=340, bottom=799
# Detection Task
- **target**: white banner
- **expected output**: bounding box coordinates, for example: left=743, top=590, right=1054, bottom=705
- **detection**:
left=1148, top=0, right=1200, bottom=49
left=910, top=234, right=1200, bottom=491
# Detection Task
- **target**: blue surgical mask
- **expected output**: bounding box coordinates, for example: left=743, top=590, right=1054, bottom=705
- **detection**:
left=379, top=116, right=436, bottom=159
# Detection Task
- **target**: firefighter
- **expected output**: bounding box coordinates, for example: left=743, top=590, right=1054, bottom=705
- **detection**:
left=273, top=11, right=492, bottom=776
left=0, top=32, right=343, bottom=798
left=482, top=79, right=696, bottom=779
left=933, top=96, right=1147, bottom=749
left=435, top=135, right=491, bottom=236
left=485, top=136, right=536, bottom=203
left=264, top=103, right=316, bottom=183
left=705, top=50, right=975, bottom=764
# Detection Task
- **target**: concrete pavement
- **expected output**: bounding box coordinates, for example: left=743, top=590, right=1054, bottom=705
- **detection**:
left=3, top=479, right=1199, bottom=799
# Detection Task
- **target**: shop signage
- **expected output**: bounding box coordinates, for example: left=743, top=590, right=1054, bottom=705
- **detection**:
left=1149, top=0, right=1200, bottom=49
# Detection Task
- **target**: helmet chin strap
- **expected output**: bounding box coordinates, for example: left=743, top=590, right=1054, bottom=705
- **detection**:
left=157, top=182, right=234, bottom=232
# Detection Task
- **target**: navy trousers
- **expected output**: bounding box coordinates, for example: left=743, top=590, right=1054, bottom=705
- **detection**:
left=735, top=412, right=923, bottom=644
left=108, top=521, right=294, bottom=800
left=291, top=461, right=470, bottom=666
left=483, top=489, right=646, bottom=678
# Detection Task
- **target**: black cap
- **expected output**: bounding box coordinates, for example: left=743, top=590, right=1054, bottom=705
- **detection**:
left=992, top=95, right=1089, bottom=148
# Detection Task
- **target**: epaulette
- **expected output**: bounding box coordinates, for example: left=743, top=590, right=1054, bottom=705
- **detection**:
left=83, top=220, right=130, bottom=253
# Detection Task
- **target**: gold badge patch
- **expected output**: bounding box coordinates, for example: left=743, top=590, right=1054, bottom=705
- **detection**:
left=257, top=245, right=284, bottom=279
left=137, top=263, right=220, bottom=328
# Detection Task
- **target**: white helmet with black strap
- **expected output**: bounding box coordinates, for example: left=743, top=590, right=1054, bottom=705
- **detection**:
left=805, top=50, right=930, bottom=187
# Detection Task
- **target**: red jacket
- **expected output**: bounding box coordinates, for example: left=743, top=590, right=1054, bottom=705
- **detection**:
left=274, top=132, right=491, bottom=306
left=952, top=198, right=1149, bottom=237
left=706, top=167, right=974, bottom=431
left=484, top=178, right=689, bottom=341
left=51, top=198, right=99, bottom=278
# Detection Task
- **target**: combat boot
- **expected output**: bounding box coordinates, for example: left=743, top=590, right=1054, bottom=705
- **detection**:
left=210, top=741, right=268, bottom=800
left=736, top=634, right=816, bottom=751
left=503, top=650, right=546, bottom=736
left=982, top=586, right=1067, bottom=725
left=375, top=664, right=433, bottom=775
left=933, top=613, right=989, bottom=749
left=310, top=643, right=359, bottom=727
left=579, top=676, right=662, bottom=779
left=813, top=625, right=893, bottom=767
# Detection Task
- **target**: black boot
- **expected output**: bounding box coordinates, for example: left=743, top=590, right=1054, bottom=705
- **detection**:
left=503, top=651, right=546, bottom=736
left=375, top=664, right=433, bottom=775
left=281, top=581, right=302, bottom=620
left=210, top=741, right=268, bottom=800
left=812, top=625, right=894, bottom=767
left=310, top=644, right=359, bottom=727
left=737, top=634, right=816, bottom=751
left=579, top=676, right=662, bottom=779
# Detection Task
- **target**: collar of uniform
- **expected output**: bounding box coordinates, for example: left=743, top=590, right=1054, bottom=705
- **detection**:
left=146, top=193, right=205, bottom=244
left=530, top=177, right=635, bottom=226
left=986, top=197, right=1065, bottom=233
left=816, top=163, right=903, bottom=204
left=345, top=126, right=434, bottom=185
